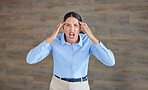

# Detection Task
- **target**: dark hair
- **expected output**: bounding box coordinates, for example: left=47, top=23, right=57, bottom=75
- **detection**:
left=63, top=11, right=84, bottom=34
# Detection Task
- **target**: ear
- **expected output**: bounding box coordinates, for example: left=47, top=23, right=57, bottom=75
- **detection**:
left=62, top=26, right=64, bottom=30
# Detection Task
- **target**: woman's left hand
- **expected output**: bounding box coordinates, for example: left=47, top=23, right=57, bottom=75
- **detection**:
left=78, top=21, right=93, bottom=38
left=78, top=21, right=100, bottom=44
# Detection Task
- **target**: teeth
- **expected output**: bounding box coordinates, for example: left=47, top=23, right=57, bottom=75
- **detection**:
left=69, top=33, right=74, bottom=36
left=70, top=36, right=74, bottom=37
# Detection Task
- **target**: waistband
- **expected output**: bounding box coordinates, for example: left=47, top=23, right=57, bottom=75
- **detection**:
left=54, top=74, right=88, bottom=82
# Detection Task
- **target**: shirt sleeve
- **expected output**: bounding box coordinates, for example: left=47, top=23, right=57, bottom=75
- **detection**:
left=26, top=39, right=52, bottom=64
left=90, top=40, right=115, bottom=66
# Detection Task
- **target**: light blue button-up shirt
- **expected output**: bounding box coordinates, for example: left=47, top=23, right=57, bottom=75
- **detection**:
left=26, top=32, right=115, bottom=78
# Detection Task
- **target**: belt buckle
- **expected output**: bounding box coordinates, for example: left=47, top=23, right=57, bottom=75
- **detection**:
left=81, top=77, right=83, bottom=82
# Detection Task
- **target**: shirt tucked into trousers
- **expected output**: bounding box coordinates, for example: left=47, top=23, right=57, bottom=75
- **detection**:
left=49, top=75, right=90, bottom=90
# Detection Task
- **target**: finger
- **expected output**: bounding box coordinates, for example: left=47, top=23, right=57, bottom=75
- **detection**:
left=78, top=21, right=81, bottom=24
left=56, top=24, right=58, bottom=27
left=79, top=21, right=84, bottom=24
left=59, top=22, right=65, bottom=26
left=61, top=22, right=65, bottom=26
left=63, top=22, right=66, bottom=25
left=78, top=21, right=82, bottom=24
left=79, top=21, right=85, bottom=26
left=57, top=23, right=63, bottom=29
left=61, top=22, right=65, bottom=27
left=84, top=23, right=88, bottom=27
left=78, top=21, right=83, bottom=27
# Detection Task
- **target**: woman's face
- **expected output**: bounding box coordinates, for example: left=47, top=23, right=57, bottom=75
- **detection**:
left=63, top=16, right=82, bottom=44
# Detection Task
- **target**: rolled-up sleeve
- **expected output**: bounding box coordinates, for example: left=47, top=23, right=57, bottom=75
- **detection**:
left=90, top=41, right=115, bottom=66
left=26, top=39, right=52, bottom=64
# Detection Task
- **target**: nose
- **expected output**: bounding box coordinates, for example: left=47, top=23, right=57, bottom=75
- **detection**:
left=69, top=25, right=75, bottom=32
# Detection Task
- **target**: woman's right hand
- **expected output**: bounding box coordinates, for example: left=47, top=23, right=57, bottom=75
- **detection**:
left=46, top=22, right=65, bottom=44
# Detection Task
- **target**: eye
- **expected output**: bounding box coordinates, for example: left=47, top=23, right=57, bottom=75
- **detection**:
left=74, top=24, right=78, bottom=26
left=66, top=24, right=70, bottom=26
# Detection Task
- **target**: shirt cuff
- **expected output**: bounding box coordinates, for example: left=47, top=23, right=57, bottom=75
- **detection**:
left=43, top=39, right=51, bottom=48
left=94, top=41, right=108, bottom=51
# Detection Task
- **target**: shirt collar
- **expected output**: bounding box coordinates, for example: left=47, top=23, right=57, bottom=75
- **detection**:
left=61, top=32, right=83, bottom=47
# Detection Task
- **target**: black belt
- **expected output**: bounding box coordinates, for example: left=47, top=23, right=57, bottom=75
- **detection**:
left=54, top=74, right=88, bottom=82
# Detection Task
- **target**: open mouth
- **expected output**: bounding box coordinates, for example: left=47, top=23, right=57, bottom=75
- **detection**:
left=69, top=32, right=75, bottom=39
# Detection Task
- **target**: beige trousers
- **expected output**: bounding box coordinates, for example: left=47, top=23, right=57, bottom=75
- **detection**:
left=49, top=75, right=90, bottom=90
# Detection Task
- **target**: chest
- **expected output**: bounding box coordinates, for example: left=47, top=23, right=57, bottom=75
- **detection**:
left=52, top=44, right=90, bottom=57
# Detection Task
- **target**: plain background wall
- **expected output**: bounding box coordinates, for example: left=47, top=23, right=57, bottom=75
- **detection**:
left=0, top=0, right=148, bottom=90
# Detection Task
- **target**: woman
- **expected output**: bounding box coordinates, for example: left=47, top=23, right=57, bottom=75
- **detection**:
left=26, top=11, right=115, bottom=90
